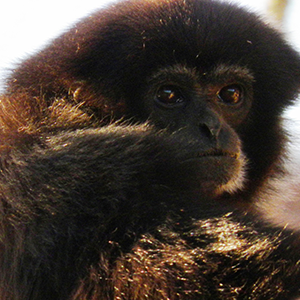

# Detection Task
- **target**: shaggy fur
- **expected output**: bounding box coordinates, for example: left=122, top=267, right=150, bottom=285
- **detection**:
left=1, top=0, right=300, bottom=299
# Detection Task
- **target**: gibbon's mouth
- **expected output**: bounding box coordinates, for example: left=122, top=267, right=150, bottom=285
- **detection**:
left=184, top=149, right=240, bottom=161
left=178, top=149, right=244, bottom=194
left=200, top=150, right=239, bottom=159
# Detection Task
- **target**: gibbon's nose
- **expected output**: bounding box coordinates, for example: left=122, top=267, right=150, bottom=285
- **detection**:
left=198, top=114, right=222, bottom=140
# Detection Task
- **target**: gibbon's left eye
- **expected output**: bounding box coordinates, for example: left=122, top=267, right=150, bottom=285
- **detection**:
left=217, top=84, right=243, bottom=105
left=155, top=85, right=185, bottom=107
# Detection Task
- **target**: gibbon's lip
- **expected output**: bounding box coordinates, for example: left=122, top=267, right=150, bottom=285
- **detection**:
left=184, top=149, right=240, bottom=161
left=178, top=150, right=243, bottom=194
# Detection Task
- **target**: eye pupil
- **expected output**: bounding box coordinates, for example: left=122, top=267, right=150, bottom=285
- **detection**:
left=218, top=84, right=243, bottom=105
left=156, top=85, right=185, bottom=106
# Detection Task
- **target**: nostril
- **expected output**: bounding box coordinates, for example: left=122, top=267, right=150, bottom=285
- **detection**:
left=199, top=122, right=221, bottom=139
left=199, top=123, right=213, bottom=139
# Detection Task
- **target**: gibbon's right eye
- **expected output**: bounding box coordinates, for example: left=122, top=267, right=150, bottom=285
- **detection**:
left=155, top=85, right=186, bottom=108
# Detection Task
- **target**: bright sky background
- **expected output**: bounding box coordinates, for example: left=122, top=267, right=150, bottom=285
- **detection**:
left=0, top=0, right=300, bottom=125
left=1, top=0, right=299, bottom=81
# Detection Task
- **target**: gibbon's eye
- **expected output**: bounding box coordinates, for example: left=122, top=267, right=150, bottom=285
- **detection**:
left=217, top=84, right=243, bottom=105
left=155, top=85, right=185, bottom=107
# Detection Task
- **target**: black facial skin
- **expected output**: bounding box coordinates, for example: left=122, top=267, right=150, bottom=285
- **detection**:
left=1, top=0, right=300, bottom=299
left=141, top=64, right=252, bottom=195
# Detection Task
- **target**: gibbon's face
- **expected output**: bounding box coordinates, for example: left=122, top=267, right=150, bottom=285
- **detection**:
left=141, top=64, right=252, bottom=195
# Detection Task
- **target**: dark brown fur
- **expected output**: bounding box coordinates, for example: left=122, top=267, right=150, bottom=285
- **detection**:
left=1, top=0, right=300, bottom=299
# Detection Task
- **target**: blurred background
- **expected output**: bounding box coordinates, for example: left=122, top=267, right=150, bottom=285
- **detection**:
left=0, top=0, right=299, bottom=84
left=0, top=0, right=300, bottom=142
